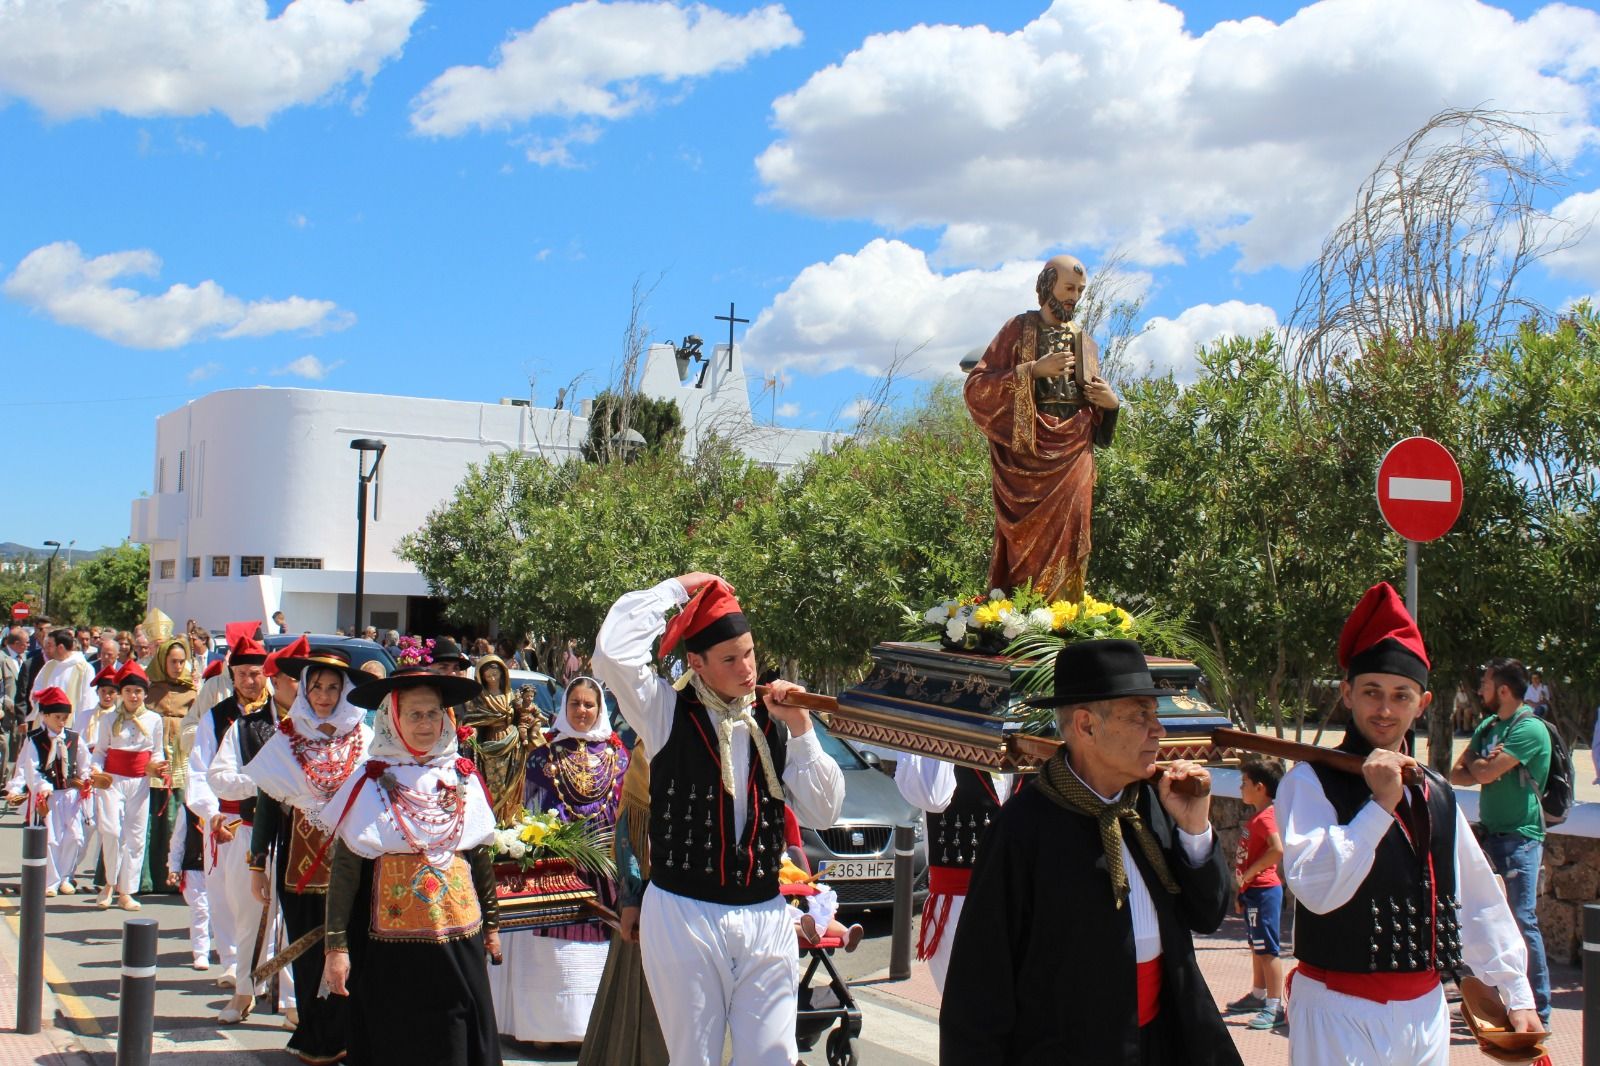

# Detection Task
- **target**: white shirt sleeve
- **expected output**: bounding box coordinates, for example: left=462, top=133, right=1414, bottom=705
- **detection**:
left=783, top=726, right=846, bottom=830
left=1177, top=825, right=1215, bottom=866
left=1453, top=804, right=1535, bottom=1010
left=592, top=579, right=689, bottom=761
left=1278, top=761, right=1394, bottom=914
left=18, top=737, right=46, bottom=796
left=895, top=754, right=958, bottom=812
left=207, top=721, right=257, bottom=801
left=186, top=710, right=222, bottom=821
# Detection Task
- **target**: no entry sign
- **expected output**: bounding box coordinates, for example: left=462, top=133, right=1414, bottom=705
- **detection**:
left=1376, top=437, right=1463, bottom=542
left=11, top=601, right=30, bottom=622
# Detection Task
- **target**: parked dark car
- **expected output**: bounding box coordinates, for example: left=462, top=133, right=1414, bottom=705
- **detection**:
left=797, top=718, right=929, bottom=912
left=262, top=633, right=397, bottom=676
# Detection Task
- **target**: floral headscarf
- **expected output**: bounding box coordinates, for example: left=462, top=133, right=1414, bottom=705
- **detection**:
left=365, top=684, right=465, bottom=766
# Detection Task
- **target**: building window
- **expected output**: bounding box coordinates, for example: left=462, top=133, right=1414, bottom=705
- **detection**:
left=273, top=557, right=324, bottom=570
left=211, top=556, right=231, bottom=578
left=240, top=556, right=264, bottom=577
left=158, top=559, right=175, bottom=580
left=188, top=558, right=200, bottom=579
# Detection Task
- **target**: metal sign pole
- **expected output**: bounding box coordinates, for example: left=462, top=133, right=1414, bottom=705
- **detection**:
left=1405, top=540, right=1418, bottom=622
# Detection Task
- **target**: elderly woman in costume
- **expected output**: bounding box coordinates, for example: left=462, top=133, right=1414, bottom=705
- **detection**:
left=322, top=665, right=503, bottom=1066
left=245, top=643, right=371, bottom=1066
left=491, top=676, right=627, bottom=1046
left=142, top=634, right=196, bottom=893
left=578, top=752, right=668, bottom=1066
left=89, top=662, right=166, bottom=910
left=461, top=654, right=541, bottom=826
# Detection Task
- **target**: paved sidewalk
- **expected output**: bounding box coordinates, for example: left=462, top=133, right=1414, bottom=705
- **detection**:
left=0, top=896, right=92, bottom=1066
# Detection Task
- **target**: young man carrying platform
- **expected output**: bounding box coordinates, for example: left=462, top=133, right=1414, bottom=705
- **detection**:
left=593, top=573, right=845, bottom=1066
left=1278, top=582, right=1537, bottom=1065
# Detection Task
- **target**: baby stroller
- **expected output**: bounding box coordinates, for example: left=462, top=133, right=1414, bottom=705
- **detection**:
left=784, top=847, right=863, bottom=1066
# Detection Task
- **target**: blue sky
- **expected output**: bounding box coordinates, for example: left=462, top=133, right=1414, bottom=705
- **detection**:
left=2, top=0, right=1596, bottom=550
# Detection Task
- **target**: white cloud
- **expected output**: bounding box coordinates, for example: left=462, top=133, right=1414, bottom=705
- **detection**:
left=272, top=355, right=345, bottom=380
left=521, top=124, right=602, bottom=168
left=2, top=241, right=352, bottom=350
left=1121, top=301, right=1280, bottom=382
left=742, top=238, right=1148, bottom=378
left=775, top=401, right=800, bottom=418
left=757, top=0, right=1600, bottom=271
left=187, top=361, right=223, bottom=383
left=0, top=0, right=424, bottom=126
left=410, top=1, right=801, bottom=136
left=1542, top=188, right=1600, bottom=285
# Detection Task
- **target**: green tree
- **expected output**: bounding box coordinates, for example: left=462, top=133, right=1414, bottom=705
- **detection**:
left=581, top=390, right=683, bottom=463
left=62, top=542, right=150, bottom=629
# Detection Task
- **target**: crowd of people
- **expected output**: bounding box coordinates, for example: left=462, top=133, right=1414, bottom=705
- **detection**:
left=0, top=574, right=1572, bottom=1065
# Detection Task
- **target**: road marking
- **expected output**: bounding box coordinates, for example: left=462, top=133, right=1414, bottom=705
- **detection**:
left=1386, top=476, right=1453, bottom=503
left=0, top=900, right=105, bottom=1036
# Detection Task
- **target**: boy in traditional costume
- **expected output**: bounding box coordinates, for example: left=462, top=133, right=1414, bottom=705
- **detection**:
left=322, top=665, right=503, bottom=1066
left=941, top=639, right=1241, bottom=1065
left=894, top=754, right=1017, bottom=993
left=89, top=662, right=165, bottom=910
left=1278, top=582, right=1537, bottom=1064
left=593, top=573, right=846, bottom=1066
left=7, top=688, right=93, bottom=895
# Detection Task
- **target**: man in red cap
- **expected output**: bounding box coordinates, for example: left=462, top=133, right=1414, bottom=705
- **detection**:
left=1277, top=582, right=1537, bottom=1064
left=4, top=688, right=92, bottom=895
left=185, top=631, right=274, bottom=1018
left=594, top=572, right=845, bottom=1066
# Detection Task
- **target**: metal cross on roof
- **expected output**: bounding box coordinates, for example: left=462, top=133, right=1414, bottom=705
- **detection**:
left=714, top=301, right=749, bottom=370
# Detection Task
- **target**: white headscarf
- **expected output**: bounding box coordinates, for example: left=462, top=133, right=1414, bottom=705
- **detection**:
left=285, top=663, right=365, bottom=739
left=554, top=676, right=613, bottom=744
left=365, top=684, right=465, bottom=766
left=244, top=663, right=370, bottom=816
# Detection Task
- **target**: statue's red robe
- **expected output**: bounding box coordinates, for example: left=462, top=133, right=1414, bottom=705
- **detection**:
left=963, top=310, right=1114, bottom=602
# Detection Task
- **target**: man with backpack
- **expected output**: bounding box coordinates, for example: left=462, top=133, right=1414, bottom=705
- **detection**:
left=1451, top=657, right=1556, bottom=1029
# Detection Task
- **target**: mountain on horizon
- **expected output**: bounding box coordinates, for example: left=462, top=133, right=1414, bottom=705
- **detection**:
left=0, top=542, right=111, bottom=561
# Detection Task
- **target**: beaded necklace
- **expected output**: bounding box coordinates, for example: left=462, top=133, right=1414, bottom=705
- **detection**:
left=376, top=767, right=467, bottom=865
left=289, top=728, right=364, bottom=802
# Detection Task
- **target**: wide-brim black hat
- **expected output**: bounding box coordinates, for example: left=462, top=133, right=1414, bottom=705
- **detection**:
left=277, top=646, right=360, bottom=681
left=1023, top=638, right=1169, bottom=708
left=350, top=664, right=482, bottom=710
left=430, top=637, right=472, bottom=666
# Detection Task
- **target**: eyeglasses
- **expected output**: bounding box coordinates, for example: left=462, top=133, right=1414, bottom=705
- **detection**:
left=399, top=709, right=447, bottom=725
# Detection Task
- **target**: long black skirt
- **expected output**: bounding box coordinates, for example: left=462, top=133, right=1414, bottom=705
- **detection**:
left=343, top=858, right=501, bottom=1066
left=277, top=853, right=348, bottom=1063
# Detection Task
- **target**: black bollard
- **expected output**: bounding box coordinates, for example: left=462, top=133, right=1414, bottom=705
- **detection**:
left=889, top=823, right=915, bottom=981
left=16, top=824, right=46, bottom=1034
left=1585, top=904, right=1600, bottom=1066
left=115, top=918, right=160, bottom=1066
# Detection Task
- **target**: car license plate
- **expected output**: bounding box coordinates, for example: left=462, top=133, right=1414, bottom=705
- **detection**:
left=821, top=859, right=895, bottom=880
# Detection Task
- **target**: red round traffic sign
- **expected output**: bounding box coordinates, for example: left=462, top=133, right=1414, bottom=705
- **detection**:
left=11, top=601, right=30, bottom=621
left=1376, top=437, right=1463, bottom=542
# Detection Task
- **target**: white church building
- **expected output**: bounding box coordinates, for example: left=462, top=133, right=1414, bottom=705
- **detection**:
left=131, top=342, right=837, bottom=636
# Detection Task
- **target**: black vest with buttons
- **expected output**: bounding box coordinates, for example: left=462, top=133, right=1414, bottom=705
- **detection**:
left=29, top=727, right=81, bottom=789
left=929, top=768, right=1009, bottom=870
left=648, top=686, right=790, bottom=906
left=208, top=698, right=275, bottom=824
left=1294, top=733, right=1463, bottom=974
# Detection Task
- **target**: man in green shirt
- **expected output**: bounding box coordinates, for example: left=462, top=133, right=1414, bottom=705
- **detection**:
left=1450, top=657, right=1552, bottom=1026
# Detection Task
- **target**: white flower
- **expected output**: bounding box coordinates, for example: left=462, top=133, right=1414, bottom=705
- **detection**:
left=945, top=616, right=968, bottom=641
left=1028, top=607, right=1055, bottom=631
left=1001, top=620, right=1024, bottom=640
left=988, top=588, right=1006, bottom=601
left=507, top=839, right=527, bottom=859
left=924, top=606, right=948, bottom=625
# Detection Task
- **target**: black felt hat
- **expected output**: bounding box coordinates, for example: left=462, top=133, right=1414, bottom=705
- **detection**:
left=349, top=663, right=481, bottom=710
left=276, top=646, right=360, bottom=681
left=430, top=637, right=472, bottom=667
left=1023, top=639, right=1168, bottom=708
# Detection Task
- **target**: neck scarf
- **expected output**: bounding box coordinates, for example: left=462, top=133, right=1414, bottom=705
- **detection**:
left=113, top=697, right=150, bottom=737
left=617, top=753, right=652, bottom=880
left=674, top=669, right=782, bottom=798
left=554, top=676, right=615, bottom=743
left=1035, top=751, right=1178, bottom=908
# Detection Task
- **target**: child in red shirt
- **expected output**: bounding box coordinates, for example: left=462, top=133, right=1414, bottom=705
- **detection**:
left=1226, top=756, right=1286, bottom=1030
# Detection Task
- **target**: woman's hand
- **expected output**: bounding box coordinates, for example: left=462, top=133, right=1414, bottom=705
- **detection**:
left=250, top=869, right=271, bottom=904
left=484, top=929, right=502, bottom=965
left=620, top=906, right=641, bottom=944
left=323, top=951, right=350, bottom=996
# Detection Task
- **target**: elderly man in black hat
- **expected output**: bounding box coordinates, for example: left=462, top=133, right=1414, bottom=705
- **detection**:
left=941, top=639, right=1242, bottom=1066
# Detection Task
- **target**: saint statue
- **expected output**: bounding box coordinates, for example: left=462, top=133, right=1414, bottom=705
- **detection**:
left=964, top=254, right=1121, bottom=602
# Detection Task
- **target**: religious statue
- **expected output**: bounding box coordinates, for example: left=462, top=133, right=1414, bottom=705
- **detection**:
left=964, top=255, right=1121, bottom=602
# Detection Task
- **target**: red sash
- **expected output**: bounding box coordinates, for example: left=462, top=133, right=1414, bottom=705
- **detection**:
left=1293, top=963, right=1439, bottom=1004
left=928, top=865, right=972, bottom=896
left=218, top=799, right=245, bottom=814
left=1137, top=956, right=1162, bottom=1026
left=916, top=866, right=974, bottom=961
left=104, top=749, right=151, bottom=778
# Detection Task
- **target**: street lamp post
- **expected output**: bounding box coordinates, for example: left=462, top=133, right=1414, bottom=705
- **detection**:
left=349, top=439, right=387, bottom=635
left=41, top=540, right=61, bottom=619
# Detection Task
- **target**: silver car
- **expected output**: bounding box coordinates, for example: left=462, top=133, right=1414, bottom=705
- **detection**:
left=797, top=719, right=929, bottom=912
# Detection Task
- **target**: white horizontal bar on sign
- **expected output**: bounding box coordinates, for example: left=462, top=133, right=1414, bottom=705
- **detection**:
left=1387, top=476, right=1454, bottom=503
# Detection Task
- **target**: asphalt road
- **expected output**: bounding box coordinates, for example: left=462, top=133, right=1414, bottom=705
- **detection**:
left=0, top=816, right=938, bottom=1065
